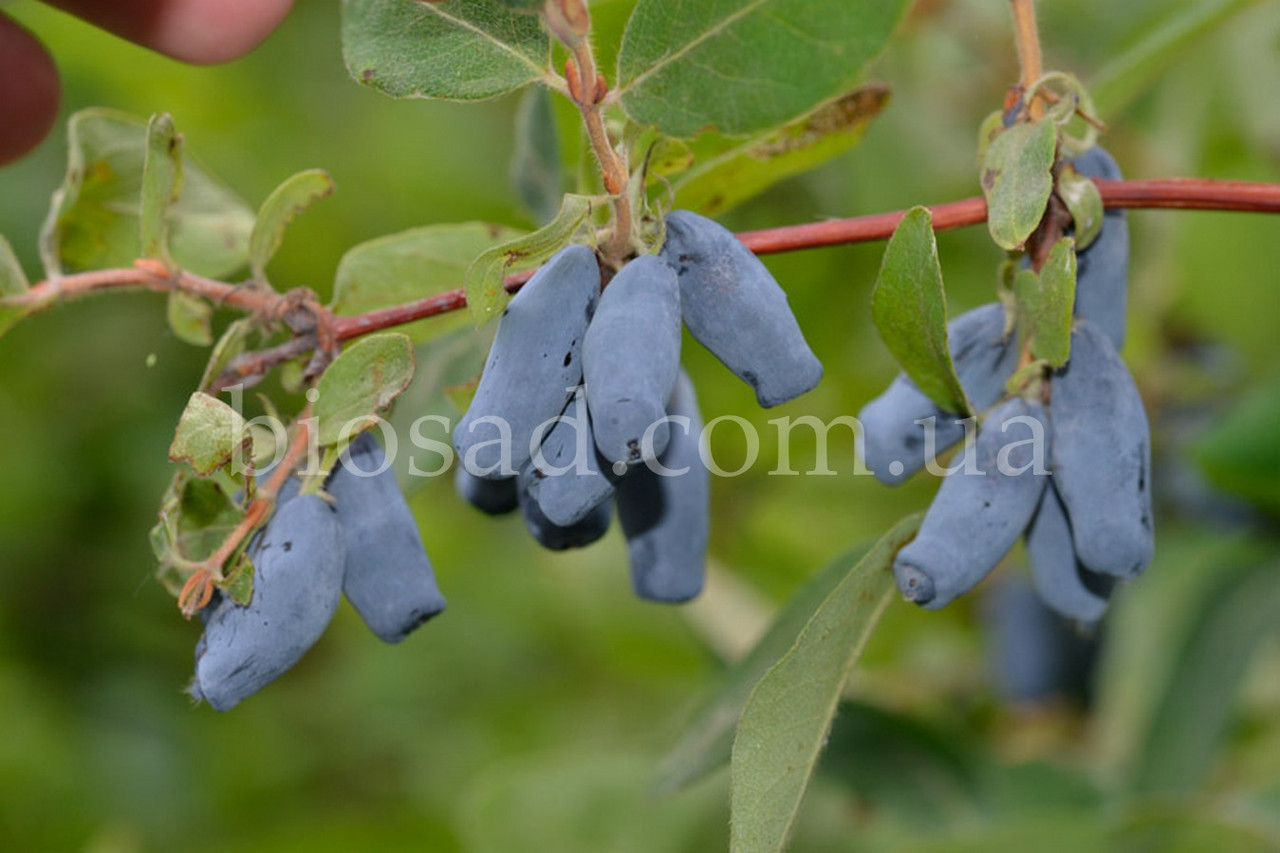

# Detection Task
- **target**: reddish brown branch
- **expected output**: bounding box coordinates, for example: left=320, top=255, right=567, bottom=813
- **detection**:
left=12, top=178, right=1280, bottom=358
left=326, top=177, right=1280, bottom=340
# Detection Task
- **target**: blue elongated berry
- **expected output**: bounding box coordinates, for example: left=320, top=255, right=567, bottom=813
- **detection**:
left=517, top=462, right=612, bottom=551
left=454, top=465, right=518, bottom=516
left=1070, top=147, right=1129, bottom=350
left=1024, top=482, right=1115, bottom=623
left=662, top=210, right=822, bottom=407
left=616, top=372, right=709, bottom=603
left=327, top=432, right=446, bottom=643
left=454, top=245, right=600, bottom=478
left=193, top=494, right=345, bottom=711
left=859, top=303, right=1019, bottom=485
left=526, top=386, right=616, bottom=527
left=894, top=396, right=1052, bottom=609
left=1049, top=320, right=1153, bottom=578
left=583, top=255, right=682, bottom=466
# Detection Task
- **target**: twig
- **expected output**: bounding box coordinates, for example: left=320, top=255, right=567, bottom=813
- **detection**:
left=10, top=178, right=1280, bottom=370
left=1010, top=0, right=1044, bottom=117
left=545, top=0, right=633, bottom=269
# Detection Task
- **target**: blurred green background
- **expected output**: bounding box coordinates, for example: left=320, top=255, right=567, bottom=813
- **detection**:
left=1, top=1, right=1279, bottom=850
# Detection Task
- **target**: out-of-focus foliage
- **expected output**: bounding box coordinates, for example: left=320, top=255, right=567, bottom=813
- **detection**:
left=0, top=1, right=1277, bottom=850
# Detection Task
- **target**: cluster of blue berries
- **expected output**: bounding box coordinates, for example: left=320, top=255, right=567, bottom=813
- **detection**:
left=452, top=209, right=822, bottom=602
left=860, top=149, right=1152, bottom=623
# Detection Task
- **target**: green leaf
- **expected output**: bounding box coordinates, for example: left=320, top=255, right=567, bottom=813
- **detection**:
left=169, top=392, right=250, bottom=475
left=872, top=207, right=971, bottom=416
left=332, top=222, right=527, bottom=342
left=1193, top=370, right=1280, bottom=516
left=314, top=333, right=416, bottom=446
left=249, top=169, right=336, bottom=283
left=730, top=514, right=922, bottom=853
left=0, top=236, right=32, bottom=340
left=654, top=541, right=878, bottom=794
left=1014, top=237, right=1075, bottom=368
left=342, top=0, right=551, bottom=101
left=1057, top=165, right=1104, bottom=250
left=671, top=84, right=890, bottom=217
left=167, top=290, right=214, bottom=347
left=464, top=193, right=591, bottom=327
left=153, top=472, right=244, bottom=595
left=1092, top=0, right=1260, bottom=117
left=980, top=118, right=1057, bottom=251
left=618, top=0, right=908, bottom=139
left=511, top=86, right=563, bottom=225
left=220, top=553, right=255, bottom=606
left=0, top=236, right=28, bottom=297
left=1130, top=554, right=1280, bottom=795
left=40, top=109, right=253, bottom=279
left=139, top=112, right=183, bottom=261
left=198, top=318, right=259, bottom=391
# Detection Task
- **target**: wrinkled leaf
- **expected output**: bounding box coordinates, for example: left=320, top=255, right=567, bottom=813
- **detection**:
left=981, top=118, right=1057, bottom=251
left=315, top=333, right=416, bottom=446
left=169, top=392, right=250, bottom=475
left=618, top=0, right=907, bottom=139
left=872, top=207, right=971, bottom=416
left=41, top=108, right=253, bottom=278
left=153, top=472, right=244, bottom=596
left=511, top=86, right=563, bottom=225
left=332, top=222, right=527, bottom=342
left=465, top=193, right=591, bottom=327
left=1092, top=0, right=1260, bottom=116
left=1014, top=237, right=1075, bottom=367
left=1057, top=164, right=1104, bottom=250
left=167, top=290, right=214, bottom=347
left=249, top=169, right=335, bottom=283
left=139, top=113, right=183, bottom=261
left=672, top=84, right=890, bottom=216
left=1131, top=555, right=1280, bottom=795
left=654, top=540, right=878, bottom=794
left=730, top=514, right=921, bottom=853
left=342, top=0, right=551, bottom=101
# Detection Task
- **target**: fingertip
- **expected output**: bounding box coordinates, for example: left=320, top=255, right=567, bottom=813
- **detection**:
left=0, top=13, right=61, bottom=167
left=150, top=0, right=295, bottom=65
left=47, top=0, right=294, bottom=65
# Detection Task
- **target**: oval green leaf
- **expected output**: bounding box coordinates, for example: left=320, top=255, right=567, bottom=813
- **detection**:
left=618, top=0, right=908, bottom=139
left=871, top=206, right=971, bottom=416
left=342, top=0, right=551, bottom=101
left=315, top=333, right=416, bottom=446
left=139, top=112, right=183, bottom=262
left=169, top=392, right=250, bottom=475
left=1014, top=237, right=1076, bottom=368
left=249, top=169, right=336, bottom=283
left=654, top=540, right=876, bottom=795
left=1057, top=164, right=1104, bottom=250
left=729, top=514, right=921, bottom=853
left=464, top=193, right=591, bottom=327
left=332, top=222, right=528, bottom=343
left=672, top=84, right=890, bottom=217
left=981, top=117, right=1057, bottom=251
left=40, top=109, right=253, bottom=279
